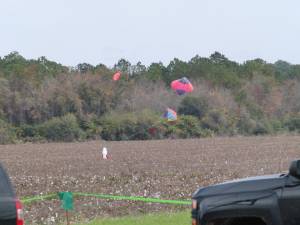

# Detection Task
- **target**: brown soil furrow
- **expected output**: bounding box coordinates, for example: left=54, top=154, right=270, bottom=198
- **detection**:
left=1, top=136, right=300, bottom=224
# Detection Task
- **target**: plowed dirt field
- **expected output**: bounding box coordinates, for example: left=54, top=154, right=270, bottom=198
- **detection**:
left=1, top=136, right=300, bottom=224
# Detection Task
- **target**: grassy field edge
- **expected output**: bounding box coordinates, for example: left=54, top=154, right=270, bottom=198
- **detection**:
left=75, top=210, right=191, bottom=225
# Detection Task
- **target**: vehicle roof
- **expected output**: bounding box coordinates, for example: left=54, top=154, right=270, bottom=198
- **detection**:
left=0, top=163, right=15, bottom=197
left=193, top=173, right=287, bottom=199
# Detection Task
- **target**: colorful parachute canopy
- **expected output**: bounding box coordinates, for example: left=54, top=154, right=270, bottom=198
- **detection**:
left=171, top=77, right=193, bottom=95
left=163, top=108, right=177, bottom=121
left=113, top=71, right=121, bottom=81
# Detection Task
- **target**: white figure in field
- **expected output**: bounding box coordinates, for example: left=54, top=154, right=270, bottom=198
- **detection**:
left=102, top=147, right=108, bottom=159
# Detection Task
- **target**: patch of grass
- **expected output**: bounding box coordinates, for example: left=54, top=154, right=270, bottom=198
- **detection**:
left=75, top=211, right=190, bottom=225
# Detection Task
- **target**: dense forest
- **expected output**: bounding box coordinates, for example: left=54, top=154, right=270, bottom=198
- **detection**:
left=0, top=51, right=300, bottom=144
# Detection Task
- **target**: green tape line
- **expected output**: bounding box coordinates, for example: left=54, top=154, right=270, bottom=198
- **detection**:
left=21, top=193, right=57, bottom=204
left=21, top=192, right=191, bottom=205
left=74, top=192, right=191, bottom=205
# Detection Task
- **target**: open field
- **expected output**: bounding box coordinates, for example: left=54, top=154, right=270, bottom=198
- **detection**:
left=1, top=136, right=300, bottom=224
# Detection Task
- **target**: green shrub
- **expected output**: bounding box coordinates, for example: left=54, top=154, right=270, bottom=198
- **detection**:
left=101, top=111, right=215, bottom=140
left=18, top=124, right=45, bottom=143
left=100, top=113, right=136, bottom=141
left=100, top=110, right=161, bottom=141
left=269, top=119, right=286, bottom=133
left=0, top=120, right=17, bottom=144
left=19, top=124, right=39, bottom=138
left=284, top=116, right=300, bottom=132
left=39, top=113, right=84, bottom=141
left=178, top=96, right=209, bottom=119
left=237, top=112, right=274, bottom=135
left=78, top=115, right=102, bottom=139
left=175, top=115, right=203, bottom=138
left=201, top=110, right=227, bottom=134
left=245, top=102, right=264, bottom=119
left=252, top=120, right=273, bottom=135
left=236, top=112, right=257, bottom=135
left=161, top=115, right=213, bottom=138
left=134, top=110, right=163, bottom=140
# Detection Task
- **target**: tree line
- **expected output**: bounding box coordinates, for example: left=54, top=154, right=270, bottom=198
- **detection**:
left=0, top=51, right=300, bottom=144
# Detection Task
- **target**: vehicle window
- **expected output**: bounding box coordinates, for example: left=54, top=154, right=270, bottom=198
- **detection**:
left=0, top=165, right=14, bottom=197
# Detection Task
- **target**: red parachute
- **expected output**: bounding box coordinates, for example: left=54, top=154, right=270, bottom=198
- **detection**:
left=113, top=71, right=121, bottom=81
left=171, top=77, right=193, bottom=95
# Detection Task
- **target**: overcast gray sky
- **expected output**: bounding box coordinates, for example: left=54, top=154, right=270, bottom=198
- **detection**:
left=1, top=0, right=299, bottom=66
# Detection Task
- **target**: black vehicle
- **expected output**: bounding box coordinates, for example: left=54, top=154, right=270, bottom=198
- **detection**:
left=0, top=163, right=23, bottom=225
left=191, top=159, right=300, bottom=225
